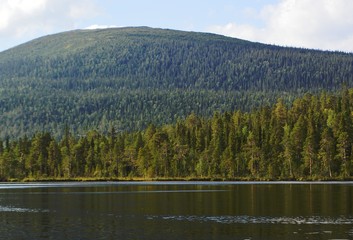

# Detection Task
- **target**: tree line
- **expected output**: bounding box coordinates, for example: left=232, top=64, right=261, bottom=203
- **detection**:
left=1, top=89, right=353, bottom=181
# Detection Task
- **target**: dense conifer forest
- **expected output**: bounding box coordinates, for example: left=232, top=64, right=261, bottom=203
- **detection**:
left=1, top=90, right=352, bottom=181
left=0, top=27, right=353, bottom=138
left=1, top=27, right=353, bottom=180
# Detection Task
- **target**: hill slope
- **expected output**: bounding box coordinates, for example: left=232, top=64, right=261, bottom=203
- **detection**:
left=0, top=27, right=353, bottom=138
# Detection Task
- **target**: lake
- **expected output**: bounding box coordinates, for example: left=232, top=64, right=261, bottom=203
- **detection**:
left=0, top=182, right=352, bottom=240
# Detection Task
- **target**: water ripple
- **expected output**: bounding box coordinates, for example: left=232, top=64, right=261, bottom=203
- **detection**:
left=147, top=215, right=353, bottom=225
left=0, top=205, right=48, bottom=213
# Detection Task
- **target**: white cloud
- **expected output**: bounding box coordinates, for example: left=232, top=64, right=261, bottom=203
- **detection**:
left=209, top=0, right=353, bottom=52
left=0, top=0, right=45, bottom=32
left=0, top=0, right=100, bottom=49
left=85, top=24, right=120, bottom=30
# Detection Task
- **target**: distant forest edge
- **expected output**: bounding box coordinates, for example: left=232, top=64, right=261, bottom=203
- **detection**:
left=1, top=27, right=353, bottom=138
left=1, top=89, right=353, bottom=181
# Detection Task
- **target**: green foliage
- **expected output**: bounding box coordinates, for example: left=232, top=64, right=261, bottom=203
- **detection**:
left=0, top=27, right=353, bottom=138
left=1, top=90, right=353, bottom=181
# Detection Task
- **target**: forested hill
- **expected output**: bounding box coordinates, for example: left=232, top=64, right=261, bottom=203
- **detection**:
left=0, top=27, right=353, bottom=138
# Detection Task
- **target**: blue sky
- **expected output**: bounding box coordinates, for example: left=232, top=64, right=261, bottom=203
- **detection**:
left=92, top=0, right=277, bottom=30
left=1, top=0, right=353, bottom=52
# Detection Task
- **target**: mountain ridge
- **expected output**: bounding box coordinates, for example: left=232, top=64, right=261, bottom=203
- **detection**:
left=0, top=27, right=253, bottom=59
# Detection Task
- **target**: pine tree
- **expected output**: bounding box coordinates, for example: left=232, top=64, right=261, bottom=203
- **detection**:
left=282, top=124, right=294, bottom=178
left=268, top=98, right=287, bottom=177
left=318, top=127, right=335, bottom=178
left=47, top=140, right=62, bottom=177
left=302, top=120, right=318, bottom=178
left=243, top=131, right=262, bottom=177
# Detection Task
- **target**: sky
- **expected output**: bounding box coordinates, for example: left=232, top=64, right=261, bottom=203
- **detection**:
left=1, top=0, right=353, bottom=52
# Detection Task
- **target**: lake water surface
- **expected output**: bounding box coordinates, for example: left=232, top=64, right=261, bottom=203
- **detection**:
left=0, top=181, right=352, bottom=240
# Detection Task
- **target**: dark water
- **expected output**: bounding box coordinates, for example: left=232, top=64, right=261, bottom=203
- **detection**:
left=0, top=182, right=352, bottom=240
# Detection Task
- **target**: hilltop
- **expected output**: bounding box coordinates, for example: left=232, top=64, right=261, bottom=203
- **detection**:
left=0, top=27, right=352, bottom=138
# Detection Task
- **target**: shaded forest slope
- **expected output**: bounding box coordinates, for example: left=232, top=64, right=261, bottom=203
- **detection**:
left=0, top=27, right=353, bottom=138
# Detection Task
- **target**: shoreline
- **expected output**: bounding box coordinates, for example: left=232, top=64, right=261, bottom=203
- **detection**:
left=3, top=176, right=353, bottom=183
